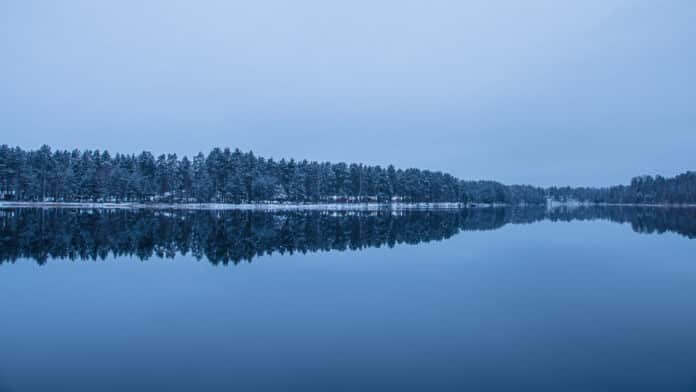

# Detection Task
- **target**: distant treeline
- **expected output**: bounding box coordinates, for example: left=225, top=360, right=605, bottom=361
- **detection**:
left=0, top=145, right=694, bottom=204
left=1, top=207, right=694, bottom=265
left=548, top=173, right=696, bottom=204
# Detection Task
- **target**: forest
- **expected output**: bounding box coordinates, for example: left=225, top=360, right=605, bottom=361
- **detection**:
left=0, top=145, right=694, bottom=205
left=547, top=172, right=696, bottom=204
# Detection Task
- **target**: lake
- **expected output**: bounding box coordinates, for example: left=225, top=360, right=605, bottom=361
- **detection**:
left=1, top=207, right=696, bottom=391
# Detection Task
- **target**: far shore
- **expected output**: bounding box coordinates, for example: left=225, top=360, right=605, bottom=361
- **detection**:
left=0, top=201, right=474, bottom=211
left=1, top=201, right=695, bottom=211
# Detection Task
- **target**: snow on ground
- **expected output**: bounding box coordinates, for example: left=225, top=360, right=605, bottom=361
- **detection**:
left=0, top=201, right=476, bottom=211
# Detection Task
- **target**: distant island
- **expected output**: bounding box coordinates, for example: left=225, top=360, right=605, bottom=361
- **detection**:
left=0, top=145, right=694, bottom=206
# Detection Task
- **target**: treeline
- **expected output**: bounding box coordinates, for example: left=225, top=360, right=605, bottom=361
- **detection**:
left=548, top=172, right=696, bottom=204
left=1, top=207, right=694, bottom=265
left=0, top=145, right=542, bottom=204
left=0, top=145, right=693, bottom=205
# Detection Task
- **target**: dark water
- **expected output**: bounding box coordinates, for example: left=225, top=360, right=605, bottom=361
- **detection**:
left=1, top=207, right=696, bottom=391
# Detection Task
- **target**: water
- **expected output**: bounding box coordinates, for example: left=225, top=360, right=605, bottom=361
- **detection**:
left=1, top=207, right=696, bottom=391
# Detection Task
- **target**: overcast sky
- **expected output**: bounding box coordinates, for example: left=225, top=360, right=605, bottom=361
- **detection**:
left=2, top=0, right=694, bottom=186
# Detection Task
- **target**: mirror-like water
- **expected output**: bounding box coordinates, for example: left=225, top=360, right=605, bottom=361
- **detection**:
left=1, top=207, right=695, bottom=391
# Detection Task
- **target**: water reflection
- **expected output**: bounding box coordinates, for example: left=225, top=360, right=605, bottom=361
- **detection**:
left=1, top=206, right=694, bottom=265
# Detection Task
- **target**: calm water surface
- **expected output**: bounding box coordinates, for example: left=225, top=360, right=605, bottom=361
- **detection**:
left=1, top=207, right=696, bottom=391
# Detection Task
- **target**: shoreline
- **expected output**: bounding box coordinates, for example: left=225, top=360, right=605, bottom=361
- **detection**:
left=547, top=202, right=696, bottom=208
left=0, top=201, right=477, bottom=211
left=1, top=201, right=695, bottom=211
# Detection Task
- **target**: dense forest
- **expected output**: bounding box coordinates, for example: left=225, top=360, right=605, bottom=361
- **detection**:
left=0, top=145, right=541, bottom=204
left=0, top=145, right=694, bottom=204
left=548, top=172, right=696, bottom=204
left=1, top=207, right=694, bottom=265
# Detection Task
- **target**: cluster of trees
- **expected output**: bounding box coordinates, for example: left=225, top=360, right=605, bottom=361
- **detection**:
left=2, top=206, right=694, bottom=265
left=548, top=172, right=696, bottom=204
left=0, top=145, right=693, bottom=205
left=0, top=145, right=520, bottom=204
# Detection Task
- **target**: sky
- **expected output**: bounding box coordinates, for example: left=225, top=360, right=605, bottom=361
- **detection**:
left=1, top=0, right=695, bottom=187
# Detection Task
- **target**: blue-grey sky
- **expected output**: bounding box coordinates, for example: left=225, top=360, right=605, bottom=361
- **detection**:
left=1, top=0, right=694, bottom=186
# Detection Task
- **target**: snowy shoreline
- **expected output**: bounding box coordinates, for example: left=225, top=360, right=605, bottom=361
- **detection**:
left=0, top=201, right=694, bottom=211
left=546, top=202, right=696, bottom=208
left=0, top=201, right=476, bottom=211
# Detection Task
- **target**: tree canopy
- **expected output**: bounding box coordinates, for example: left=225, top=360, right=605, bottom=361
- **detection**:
left=0, top=145, right=693, bottom=205
left=0, top=145, right=526, bottom=204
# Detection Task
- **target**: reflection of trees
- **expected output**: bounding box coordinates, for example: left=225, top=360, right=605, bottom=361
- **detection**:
left=1, top=207, right=694, bottom=265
